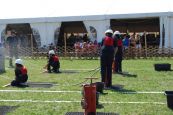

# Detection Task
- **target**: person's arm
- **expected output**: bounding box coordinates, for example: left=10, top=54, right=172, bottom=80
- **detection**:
left=48, top=56, right=54, bottom=63
left=113, top=37, right=118, bottom=55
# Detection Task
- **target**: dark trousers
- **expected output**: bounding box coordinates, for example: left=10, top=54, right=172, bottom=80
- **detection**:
left=47, top=61, right=60, bottom=73
left=100, top=49, right=114, bottom=87
left=9, top=47, right=18, bottom=66
left=11, top=75, right=28, bottom=86
left=115, top=55, right=122, bottom=73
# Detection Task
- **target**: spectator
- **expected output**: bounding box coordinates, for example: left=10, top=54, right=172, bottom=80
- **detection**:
left=6, top=30, right=19, bottom=67
left=122, top=34, right=130, bottom=50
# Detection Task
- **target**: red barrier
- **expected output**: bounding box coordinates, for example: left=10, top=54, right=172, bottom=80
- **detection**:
left=82, top=84, right=96, bottom=115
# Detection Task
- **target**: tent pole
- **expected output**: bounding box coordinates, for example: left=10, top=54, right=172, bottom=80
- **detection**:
left=64, top=33, right=67, bottom=57
left=144, top=31, right=147, bottom=58
left=31, top=34, right=34, bottom=53
left=168, top=17, right=171, bottom=56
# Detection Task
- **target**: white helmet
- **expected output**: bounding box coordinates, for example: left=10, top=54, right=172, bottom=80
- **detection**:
left=113, top=31, right=121, bottom=36
left=105, top=29, right=113, bottom=34
left=49, top=50, right=55, bottom=55
left=15, top=59, right=23, bottom=65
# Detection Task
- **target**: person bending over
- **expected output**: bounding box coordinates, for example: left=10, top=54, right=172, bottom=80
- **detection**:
left=47, top=50, right=60, bottom=73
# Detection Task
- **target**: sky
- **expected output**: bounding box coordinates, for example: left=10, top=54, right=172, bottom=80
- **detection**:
left=0, top=0, right=172, bottom=19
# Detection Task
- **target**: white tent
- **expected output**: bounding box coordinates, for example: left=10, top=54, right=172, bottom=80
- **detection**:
left=0, top=0, right=172, bottom=19
left=0, top=0, right=173, bottom=48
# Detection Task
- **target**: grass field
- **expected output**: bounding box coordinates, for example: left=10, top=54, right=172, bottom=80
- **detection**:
left=0, top=58, right=173, bottom=115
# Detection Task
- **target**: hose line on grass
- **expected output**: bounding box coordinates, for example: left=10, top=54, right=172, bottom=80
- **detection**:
left=56, top=67, right=101, bottom=87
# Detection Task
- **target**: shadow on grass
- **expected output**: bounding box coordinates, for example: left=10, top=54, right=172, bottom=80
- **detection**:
left=60, top=70, right=79, bottom=74
left=61, top=68, right=100, bottom=74
left=116, top=71, right=137, bottom=78
left=3, top=82, right=57, bottom=88
left=104, top=84, right=136, bottom=94
left=0, top=106, right=19, bottom=115
left=96, top=104, right=104, bottom=109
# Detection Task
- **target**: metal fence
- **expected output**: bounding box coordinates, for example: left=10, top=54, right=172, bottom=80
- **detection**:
left=4, top=46, right=173, bottom=59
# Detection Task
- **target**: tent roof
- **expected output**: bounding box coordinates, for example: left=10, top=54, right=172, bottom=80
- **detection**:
left=0, top=0, right=173, bottom=24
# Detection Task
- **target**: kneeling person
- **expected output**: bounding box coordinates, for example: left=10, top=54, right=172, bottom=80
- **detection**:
left=11, top=59, right=28, bottom=87
left=47, top=50, right=60, bottom=73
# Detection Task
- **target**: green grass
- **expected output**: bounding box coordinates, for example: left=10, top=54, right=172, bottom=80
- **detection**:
left=0, top=58, right=173, bottom=115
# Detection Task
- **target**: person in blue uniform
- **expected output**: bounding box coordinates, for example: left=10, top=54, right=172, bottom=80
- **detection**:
left=113, top=31, right=123, bottom=73
left=100, top=29, right=116, bottom=88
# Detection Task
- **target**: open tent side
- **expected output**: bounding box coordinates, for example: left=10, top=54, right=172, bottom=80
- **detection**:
left=0, top=12, right=173, bottom=48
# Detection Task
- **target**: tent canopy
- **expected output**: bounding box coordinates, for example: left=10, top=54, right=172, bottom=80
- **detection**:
left=0, top=0, right=173, bottom=20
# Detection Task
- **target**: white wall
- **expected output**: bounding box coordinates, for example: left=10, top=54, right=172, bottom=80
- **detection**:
left=30, top=23, right=47, bottom=46
left=169, top=16, right=173, bottom=48
left=30, top=22, right=61, bottom=47
left=45, top=22, right=61, bottom=45
left=159, top=16, right=173, bottom=48
left=84, top=20, right=110, bottom=43
left=159, top=16, right=173, bottom=51
left=0, top=24, right=6, bottom=44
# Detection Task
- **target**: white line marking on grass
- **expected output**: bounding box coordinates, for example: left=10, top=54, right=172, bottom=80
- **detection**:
left=61, top=69, right=97, bottom=71
left=101, top=101, right=166, bottom=104
left=120, top=91, right=164, bottom=94
left=0, top=90, right=81, bottom=93
left=0, top=100, right=166, bottom=104
left=0, top=90, right=164, bottom=94
left=0, top=100, right=80, bottom=103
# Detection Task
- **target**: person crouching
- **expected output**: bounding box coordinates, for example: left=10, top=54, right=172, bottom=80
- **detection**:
left=11, top=59, right=28, bottom=87
left=47, top=50, right=60, bottom=73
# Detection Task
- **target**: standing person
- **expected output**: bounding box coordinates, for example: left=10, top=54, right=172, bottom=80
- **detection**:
left=135, top=34, right=142, bottom=49
left=100, top=29, right=116, bottom=88
left=135, top=34, right=142, bottom=58
left=122, top=34, right=130, bottom=50
left=11, top=59, right=28, bottom=87
left=6, top=30, right=19, bottom=67
left=113, top=31, right=123, bottom=73
left=129, top=34, right=136, bottom=58
left=47, top=50, right=60, bottom=73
